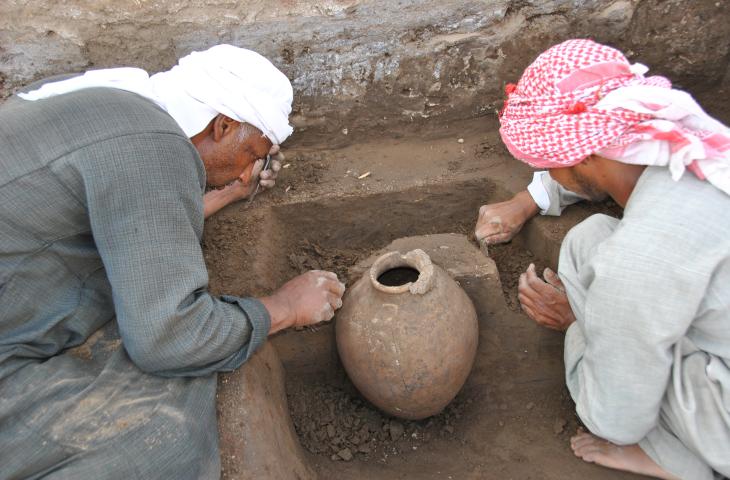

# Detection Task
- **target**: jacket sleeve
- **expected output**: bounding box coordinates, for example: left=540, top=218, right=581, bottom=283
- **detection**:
left=76, top=131, right=269, bottom=376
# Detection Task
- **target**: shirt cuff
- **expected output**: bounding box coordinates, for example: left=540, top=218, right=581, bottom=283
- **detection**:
left=526, top=171, right=552, bottom=215
left=219, top=296, right=271, bottom=370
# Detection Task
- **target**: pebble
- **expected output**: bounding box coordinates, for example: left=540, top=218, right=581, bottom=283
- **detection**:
left=553, top=418, right=567, bottom=435
left=389, top=421, right=404, bottom=440
left=526, top=402, right=535, bottom=410
left=337, top=448, right=353, bottom=461
left=457, top=138, right=464, bottom=143
left=358, top=444, right=371, bottom=454
left=442, top=425, right=454, bottom=434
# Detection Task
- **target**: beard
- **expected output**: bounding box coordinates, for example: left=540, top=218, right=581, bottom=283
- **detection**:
left=571, top=167, right=608, bottom=202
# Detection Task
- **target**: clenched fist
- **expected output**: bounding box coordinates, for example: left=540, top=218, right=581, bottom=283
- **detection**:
left=261, top=270, right=346, bottom=334
left=475, top=190, right=539, bottom=245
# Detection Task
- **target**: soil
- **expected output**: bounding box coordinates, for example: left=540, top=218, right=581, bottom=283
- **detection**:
left=207, top=117, right=640, bottom=479
left=489, top=242, right=548, bottom=312
left=287, top=378, right=470, bottom=464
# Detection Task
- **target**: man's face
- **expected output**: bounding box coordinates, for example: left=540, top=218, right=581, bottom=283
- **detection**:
left=549, top=163, right=608, bottom=202
left=196, top=120, right=273, bottom=188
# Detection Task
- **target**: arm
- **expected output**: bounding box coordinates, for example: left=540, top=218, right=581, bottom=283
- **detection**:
left=79, top=133, right=270, bottom=376
left=204, top=186, right=247, bottom=218
left=203, top=146, right=284, bottom=219
left=474, top=172, right=583, bottom=245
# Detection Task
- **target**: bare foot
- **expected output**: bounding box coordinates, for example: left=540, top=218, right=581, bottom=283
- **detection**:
left=571, top=430, right=679, bottom=480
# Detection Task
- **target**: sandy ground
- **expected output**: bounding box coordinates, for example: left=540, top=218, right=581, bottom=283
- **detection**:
left=205, top=115, right=637, bottom=479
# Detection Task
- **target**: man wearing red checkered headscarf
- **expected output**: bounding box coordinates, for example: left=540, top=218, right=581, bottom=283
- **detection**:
left=476, top=39, right=730, bottom=480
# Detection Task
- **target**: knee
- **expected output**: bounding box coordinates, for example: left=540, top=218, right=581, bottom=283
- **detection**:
left=564, top=214, right=617, bottom=250
left=560, top=214, right=618, bottom=272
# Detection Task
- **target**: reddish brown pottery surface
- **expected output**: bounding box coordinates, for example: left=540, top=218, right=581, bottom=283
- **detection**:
left=335, top=249, right=478, bottom=420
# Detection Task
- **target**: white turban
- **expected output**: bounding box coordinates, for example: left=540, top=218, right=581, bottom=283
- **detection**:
left=18, top=44, right=294, bottom=144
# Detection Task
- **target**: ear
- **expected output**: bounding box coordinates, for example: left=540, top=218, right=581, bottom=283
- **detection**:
left=212, top=114, right=239, bottom=142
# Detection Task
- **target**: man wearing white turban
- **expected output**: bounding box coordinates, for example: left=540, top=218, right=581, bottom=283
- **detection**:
left=0, top=45, right=345, bottom=478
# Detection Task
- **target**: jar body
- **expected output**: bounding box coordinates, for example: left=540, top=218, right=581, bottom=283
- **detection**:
left=335, top=250, right=478, bottom=420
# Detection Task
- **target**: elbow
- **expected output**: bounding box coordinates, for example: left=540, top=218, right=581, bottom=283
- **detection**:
left=123, top=335, right=183, bottom=376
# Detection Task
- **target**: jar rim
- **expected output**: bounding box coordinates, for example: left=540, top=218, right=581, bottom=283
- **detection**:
left=369, top=249, right=434, bottom=295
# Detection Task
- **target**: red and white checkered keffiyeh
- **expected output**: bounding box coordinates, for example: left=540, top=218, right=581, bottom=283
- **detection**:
left=499, top=39, right=730, bottom=196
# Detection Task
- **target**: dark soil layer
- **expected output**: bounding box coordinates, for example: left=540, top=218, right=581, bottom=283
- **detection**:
left=287, top=379, right=469, bottom=464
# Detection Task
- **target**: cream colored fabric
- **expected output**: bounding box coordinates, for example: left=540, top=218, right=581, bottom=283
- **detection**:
left=19, top=45, right=294, bottom=143
left=560, top=167, right=730, bottom=479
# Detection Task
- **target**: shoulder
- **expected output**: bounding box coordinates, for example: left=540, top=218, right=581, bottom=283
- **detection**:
left=615, top=167, right=730, bottom=271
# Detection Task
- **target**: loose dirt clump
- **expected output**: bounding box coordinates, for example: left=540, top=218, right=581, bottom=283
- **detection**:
left=489, top=242, right=548, bottom=311
left=287, top=240, right=369, bottom=284
left=287, top=379, right=470, bottom=464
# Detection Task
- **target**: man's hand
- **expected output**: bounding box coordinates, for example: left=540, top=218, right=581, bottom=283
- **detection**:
left=518, top=264, right=576, bottom=331
left=475, top=190, right=539, bottom=245
left=203, top=145, right=284, bottom=218
left=260, top=270, right=346, bottom=335
left=257, top=144, right=284, bottom=192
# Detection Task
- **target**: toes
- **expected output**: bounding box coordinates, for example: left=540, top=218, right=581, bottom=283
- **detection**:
left=571, top=432, right=599, bottom=451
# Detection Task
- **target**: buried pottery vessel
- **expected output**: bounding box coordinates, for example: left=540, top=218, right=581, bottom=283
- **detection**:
left=336, top=249, right=478, bottom=420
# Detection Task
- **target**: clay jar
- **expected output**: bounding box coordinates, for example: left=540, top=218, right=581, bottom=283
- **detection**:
left=336, top=249, right=478, bottom=420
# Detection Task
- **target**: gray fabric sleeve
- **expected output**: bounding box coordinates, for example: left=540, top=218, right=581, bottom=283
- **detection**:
left=563, top=217, right=707, bottom=445
left=75, top=132, right=269, bottom=376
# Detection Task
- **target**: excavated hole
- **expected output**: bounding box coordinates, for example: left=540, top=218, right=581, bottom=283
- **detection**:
left=207, top=148, right=629, bottom=479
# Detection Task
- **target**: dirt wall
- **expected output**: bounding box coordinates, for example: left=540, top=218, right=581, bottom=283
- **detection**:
left=2, top=0, right=728, bottom=144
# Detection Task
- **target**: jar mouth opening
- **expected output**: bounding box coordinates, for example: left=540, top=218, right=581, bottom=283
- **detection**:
left=370, top=249, right=434, bottom=295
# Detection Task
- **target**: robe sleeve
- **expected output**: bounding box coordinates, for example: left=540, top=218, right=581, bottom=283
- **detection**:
left=564, top=217, right=710, bottom=444
left=527, top=171, right=583, bottom=216
left=74, top=131, right=270, bottom=377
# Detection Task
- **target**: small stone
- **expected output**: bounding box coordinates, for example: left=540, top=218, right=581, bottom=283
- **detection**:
left=443, top=425, right=454, bottom=434
left=553, top=418, right=567, bottom=435
left=326, top=424, right=336, bottom=438
left=389, top=421, right=404, bottom=440
left=457, top=138, right=464, bottom=143
left=330, top=454, right=340, bottom=461
left=342, top=128, right=349, bottom=135
left=526, top=402, right=535, bottom=410
left=337, top=448, right=353, bottom=461
left=358, top=444, right=371, bottom=454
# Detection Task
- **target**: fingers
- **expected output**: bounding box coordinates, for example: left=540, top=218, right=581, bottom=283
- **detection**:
left=240, top=159, right=264, bottom=186
left=269, top=144, right=280, bottom=156
left=313, top=270, right=346, bottom=296
left=316, top=302, right=335, bottom=323
left=327, top=292, right=343, bottom=310
left=524, top=263, right=562, bottom=298
left=259, top=160, right=281, bottom=190
left=475, top=216, right=504, bottom=242
left=543, top=267, right=566, bottom=292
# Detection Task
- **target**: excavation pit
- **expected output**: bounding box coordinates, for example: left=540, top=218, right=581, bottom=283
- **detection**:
left=204, top=126, right=633, bottom=480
